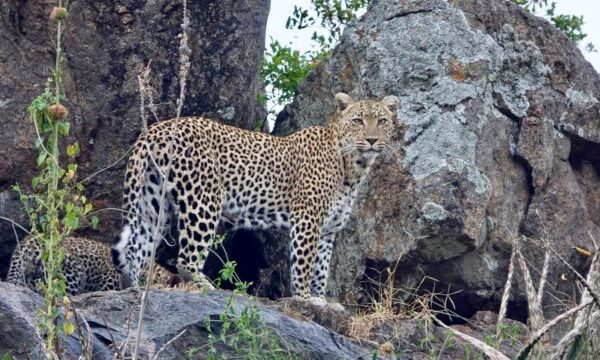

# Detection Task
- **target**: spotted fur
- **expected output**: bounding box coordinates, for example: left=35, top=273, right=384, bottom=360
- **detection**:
left=7, top=236, right=177, bottom=295
left=114, top=93, right=400, bottom=300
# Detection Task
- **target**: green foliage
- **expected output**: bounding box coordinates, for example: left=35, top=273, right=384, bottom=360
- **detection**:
left=511, top=0, right=591, bottom=45
left=545, top=3, right=586, bottom=42
left=286, top=0, right=370, bottom=50
left=260, top=40, right=319, bottom=112
left=261, top=1, right=369, bottom=121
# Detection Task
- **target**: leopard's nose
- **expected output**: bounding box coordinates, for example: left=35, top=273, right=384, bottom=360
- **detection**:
left=366, top=138, right=378, bottom=145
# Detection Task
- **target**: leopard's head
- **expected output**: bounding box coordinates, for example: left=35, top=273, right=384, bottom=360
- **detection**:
left=333, top=93, right=400, bottom=159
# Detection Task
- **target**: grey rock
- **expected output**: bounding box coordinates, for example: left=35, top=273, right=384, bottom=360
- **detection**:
left=269, top=0, right=600, bottom=321
left=0, top=0, right=270, bottom=279
left=0, top=282, right=380, bottom=359
left=0, top=282, right=107, bottom=359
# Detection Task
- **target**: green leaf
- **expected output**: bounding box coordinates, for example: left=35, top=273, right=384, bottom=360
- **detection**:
left=91, top=216, right=99, bottom=230
left=66, top=143, right=79, bottom=157
left=58, top=121, right=70, bottom=136
left=64, top=210, right=79, bottom=230
left=63, top=322, right=76, bottom=336
left=65, top=202, right=74, bottom=213
left=36, top=151, right=48, bottom=166
left=41, top=117, right=54, bottom=133
left=31, top=176, right=41, bottom=188
left=84, top=203, right=92, bottom=214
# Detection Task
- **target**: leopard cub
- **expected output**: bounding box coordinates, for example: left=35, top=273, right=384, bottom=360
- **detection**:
left=8, top=236, right=178, bottom=295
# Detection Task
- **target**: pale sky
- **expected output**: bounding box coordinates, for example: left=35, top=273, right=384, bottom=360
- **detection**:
left=266, top=0, right=600, bottom=72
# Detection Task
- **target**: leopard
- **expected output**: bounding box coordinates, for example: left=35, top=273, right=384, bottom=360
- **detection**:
left=7, top=236, right=178, bottom=295
left=113, top=92, right=400, bottom=304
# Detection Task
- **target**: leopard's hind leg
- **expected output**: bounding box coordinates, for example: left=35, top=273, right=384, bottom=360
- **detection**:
left=170, top=149, right=222, bottom=288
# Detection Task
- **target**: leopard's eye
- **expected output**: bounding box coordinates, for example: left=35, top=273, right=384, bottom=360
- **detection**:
left=378, top=118, right=388, bottom=126
left=352, top=118, right=364, bottom=126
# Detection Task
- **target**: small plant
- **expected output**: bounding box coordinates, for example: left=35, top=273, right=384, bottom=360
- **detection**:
left=11, top=2, right=96, bottom=356
left=202, top=255, right=295, bottom=359
left=185, top=347, right=199, bottom=359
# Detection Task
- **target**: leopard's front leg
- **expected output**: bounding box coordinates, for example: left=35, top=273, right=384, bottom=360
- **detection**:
left=289, top=209, right=323, bottom=299
left=311, top=233, right=335, bottom=297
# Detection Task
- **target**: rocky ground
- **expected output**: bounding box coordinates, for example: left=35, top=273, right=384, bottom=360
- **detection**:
left=0, top=281, right=530, bottom=359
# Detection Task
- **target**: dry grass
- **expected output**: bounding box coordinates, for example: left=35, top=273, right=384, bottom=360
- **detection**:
left=349, top=268, right=405, bottom=340
left=345, top=231, right=599, bottom=360
left=347, top=262, right=465, bottom=359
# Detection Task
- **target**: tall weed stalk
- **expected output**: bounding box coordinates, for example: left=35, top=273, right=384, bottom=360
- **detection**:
left=13, top=3, right=97, bottom=357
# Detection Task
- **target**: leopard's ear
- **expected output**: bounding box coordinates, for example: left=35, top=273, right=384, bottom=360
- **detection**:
left=335, top=93, right=353, bottom=113
left=382, top=95, right=400, bottom=114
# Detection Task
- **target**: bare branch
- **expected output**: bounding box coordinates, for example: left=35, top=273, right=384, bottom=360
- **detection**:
left=151, top=329, right=187, bottom=360
left=537, top=241, right=550, bottom=306
left=433, top=317, right=511, bottom=360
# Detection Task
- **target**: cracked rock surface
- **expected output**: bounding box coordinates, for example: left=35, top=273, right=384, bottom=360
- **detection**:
left=269, top=0, right=600, bottom=319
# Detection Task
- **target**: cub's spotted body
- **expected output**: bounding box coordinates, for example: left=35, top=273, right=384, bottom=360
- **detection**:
left=114, top=93, right=399, bottom=300
left=7, top=236, right=177, bottom=295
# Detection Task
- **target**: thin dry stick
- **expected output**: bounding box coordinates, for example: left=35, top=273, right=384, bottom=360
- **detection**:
left=548, top=245, right=600, bottom=307
left=117, top=304, right=138, bottom=357
left=0, top=216, right=33, bottom=235
left=496, top=242, right=516, bottom=342
left=131, top=139, right=173, bottom=360
left=132, top=1, right=191, bottom=358
left=99, top=315, right=121, bottom=360
left=151, top=329, right=187, bottom=360
left=78, top=144, right=134, bottom=185
left=137, top=61, right=159, bottom=133
left=78, top=313, right=94, bottom=360
left=551, top=247, right=600, bottom=358
left=515, top=298, right=593, bottom=360
left=537, top=241, right=550, bottom=306
left=432, top=317, right=511, bottom=360
left=589, top=231, right=599, bottom=251
left=138, top=73, right=147, bottom=134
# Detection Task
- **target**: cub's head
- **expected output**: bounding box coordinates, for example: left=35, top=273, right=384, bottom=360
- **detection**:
left=333, top=93, right=400, bottom=158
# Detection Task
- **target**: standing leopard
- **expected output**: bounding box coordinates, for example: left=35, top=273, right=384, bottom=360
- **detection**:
left=113, top=93, right=400, bottom=302
left=7, top=236, right=178, bottom=295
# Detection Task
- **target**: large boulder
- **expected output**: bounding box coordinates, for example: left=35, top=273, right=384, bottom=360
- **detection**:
left=270, top=0, right=600, bottom=320
left=0, top=0, right=270, bottom=278
left=0, top=282, right=383, bottom=359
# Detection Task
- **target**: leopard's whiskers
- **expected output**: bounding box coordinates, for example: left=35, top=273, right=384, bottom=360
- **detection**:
left=338, top=144, right=357, bottom=157
left=382, top=144, right=404, bottom=172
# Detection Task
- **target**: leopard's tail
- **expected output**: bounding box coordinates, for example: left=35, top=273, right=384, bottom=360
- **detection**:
left=113, top=135, right=175, bottom=287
